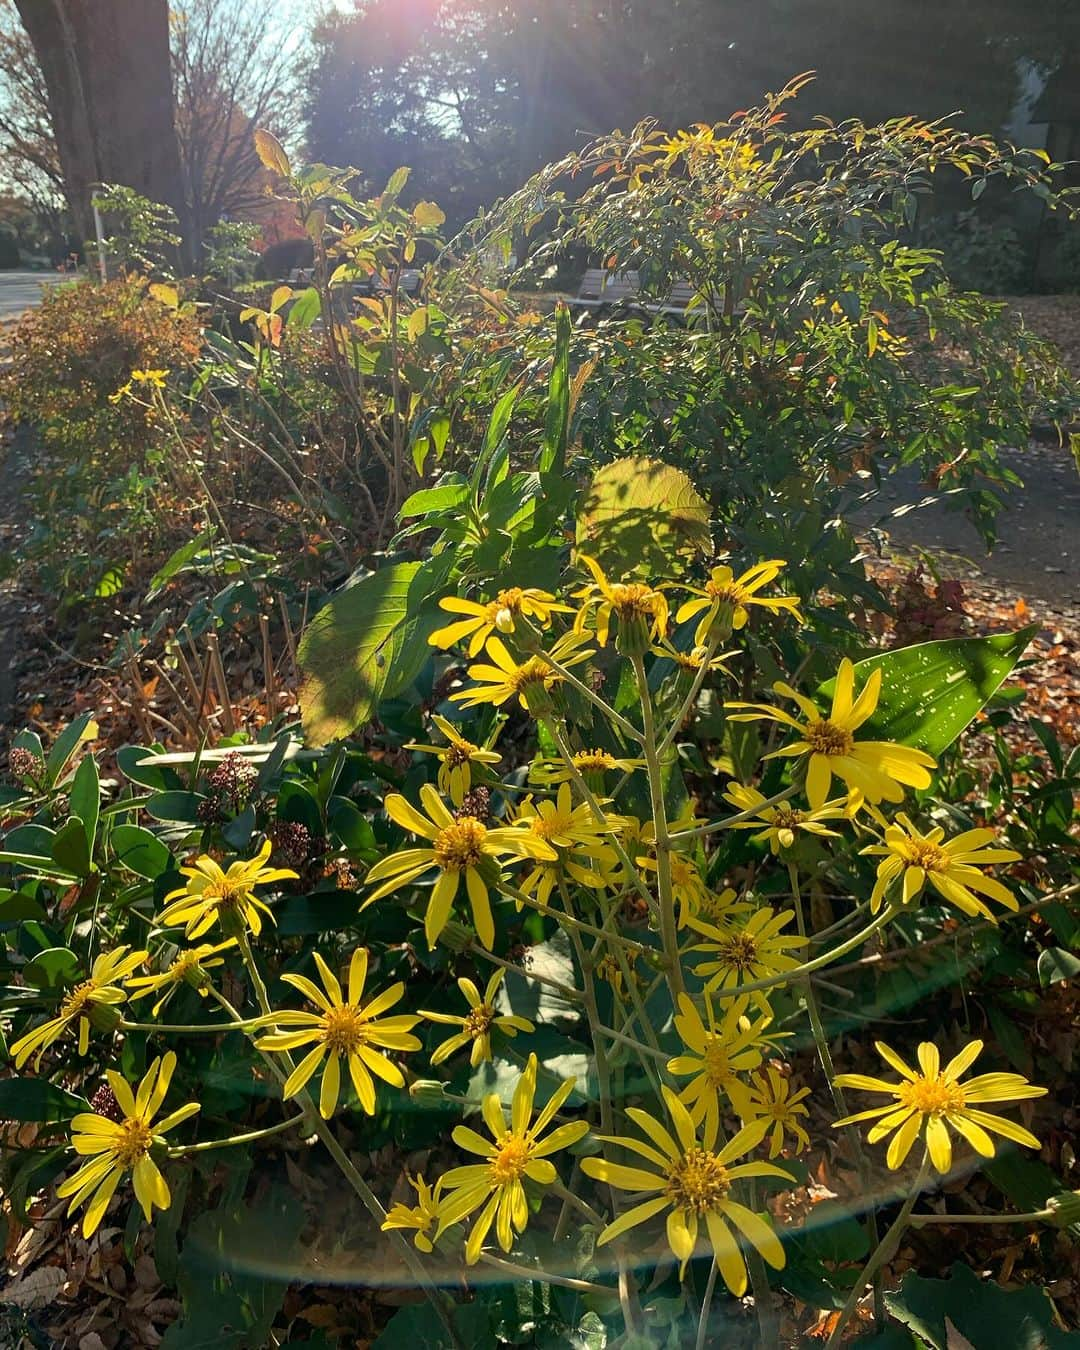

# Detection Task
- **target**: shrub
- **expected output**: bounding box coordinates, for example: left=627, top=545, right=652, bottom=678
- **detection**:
left=919, top=208, right=1029, bottom=293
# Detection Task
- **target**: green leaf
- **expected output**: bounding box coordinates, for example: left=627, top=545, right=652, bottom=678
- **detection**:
left=287, top=286, right=320, bottom=330
left=413, top=200, right=446, bottom=229
left=298, top=562, right=430, bottom=745
left=111, top=824, right=173, bottom=880
left=471, top=384, right=520, bottom=494
left=575, top=456, right=712, bottom=577
left=817, top=627, right=1038, bottom=756
left=69, top=755, right=100, bottom=854
left=23, top=946, right=81, bottom=990
left=0, top=891, right=47, bottom=924
left=887, top=1262, right=1080, bottom=1349
left=383, top=166, right=410, bottom=203
left=146, top=530, right=216, bottom=600
left=539, top=302, right=571, bottom=475
left=1038, top=947, right=1080, bottom=986
left=0, top=1078, right=89, bottom=1124
left=274, top=892, right=362, bottom=936
left=51, top=816, right=91, bottom=877
left=45, top=714, right=97, bottom=786
left=399, top=478, right=469, bottom=519
left=145, top=791, right=207, bottom=823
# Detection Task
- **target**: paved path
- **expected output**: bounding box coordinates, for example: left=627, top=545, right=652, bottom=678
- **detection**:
left=0, top=270, right=69, bottom=322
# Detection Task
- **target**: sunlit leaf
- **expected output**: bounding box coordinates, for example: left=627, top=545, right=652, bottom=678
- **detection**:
left=575, top=456, right=712, bottom=576
left=253, top=128, right=291, bottom=177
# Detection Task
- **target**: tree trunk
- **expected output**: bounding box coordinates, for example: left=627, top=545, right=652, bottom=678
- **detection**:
left=14, top=0, right=184, bottom=251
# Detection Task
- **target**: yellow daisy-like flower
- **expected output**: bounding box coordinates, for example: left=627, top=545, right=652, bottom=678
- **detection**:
left=668, top=992, right=777, bottom=1137
left=514, top=783, right=619, bottom=905
left=56, top=1052, right=200, bottom=1238
left=435, top=1052, right=590, bottom=1264
left=451, top=632, right=593, bottom=714
left=158, top=840, right=297, bottom=940
left=131, top=367, right=170, bottom=387
left=637, top=850, right=711, bottom=927
left=833, top=1039, right=1047, bottom=1174
left=723, top=782, right=855, bottom=854
left=689, top=908, right=807, bottom=1001
left=581, top=1087, right=790, bottom=1291
left=530, top=748, right=646, bottom=788
left=862, top=814, right=1021, bottom=920
left=256, top=948, right=421, bottom=1118
left=676, top=560, right=804, bottom=643
left=695, top=885, right=756, bottom=930
left=381, top=1173, right=444, bottom=1252
left=362, top=782, right=556, bottom=949
left=428, top=587, right=571, bottom=657
left=11, top=946, right=148, bottom=1069
left=650, top=639, right=735, bottom=675
left=125, top=940, right=236, bottom=1017
left=744, top=1067, right=811, bottom=1158
left=572, top=554, right=669, bottom=649
left=727, top=659, right=937, bottom=809
left=404, top=714, right=501, bottom=807
left=420, top=967, right=534, bottom=1067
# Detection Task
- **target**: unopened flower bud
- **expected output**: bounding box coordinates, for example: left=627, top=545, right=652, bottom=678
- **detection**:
left=88, top=1003, right=123, bottom=1034
left=409, top=1079, right=448, bottom=1107
left=1046, top=1192, right=1080, bottom=1228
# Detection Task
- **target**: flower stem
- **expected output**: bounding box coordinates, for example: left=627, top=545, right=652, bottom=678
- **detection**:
left=631, top=652, right=683, bottom=998
left=826, top=1151, right=932, bottom=1349
left=695, top=1259, right=719, bottom=1350
left=168, top=1112, right=306, bottom=1155
left=909, top=1208, right=1053, bottom=1226
left=120, top=1016, right=269, bottom=1034
left=789, top=863, right=882, bottom=1328
left=536, top=651, right=643, bottom=743
left=668, top=784, right=799, bottom=842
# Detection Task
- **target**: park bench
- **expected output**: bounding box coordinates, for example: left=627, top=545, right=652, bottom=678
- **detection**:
left=567, top=268, right=729, bottom=318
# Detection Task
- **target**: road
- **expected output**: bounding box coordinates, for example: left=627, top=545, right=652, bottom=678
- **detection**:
left=0, top=270, right=70, bottom=322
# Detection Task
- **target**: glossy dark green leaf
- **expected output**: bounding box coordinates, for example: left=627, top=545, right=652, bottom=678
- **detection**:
left=22, top=946, right=81, bottom=990
left=1037, top=946, right=1080, bottom=987
left=0, top=1078, right=89, bottom=1124
left=818, top=627, right=1038, bottom=756
left=51, top=816, right=91, bottom=878
left=69, top=755, right=100, bottom=854
left=111, top=824, right=173, bottom=879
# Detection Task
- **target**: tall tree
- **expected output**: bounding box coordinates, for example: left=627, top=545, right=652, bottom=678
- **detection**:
left=13, top=0, right=183, bottom=246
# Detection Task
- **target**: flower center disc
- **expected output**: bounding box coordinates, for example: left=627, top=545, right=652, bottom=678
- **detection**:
left=666, top=1147, right=732, bottom=1215
left=903, top=839, right=950, bottom=873
left=321, top=1004, right=368, bottom=1055
left=705, top=580, right=744, bottom=604
left=716, top=932, right=759, bottom=972
left=805, top=719, right=854, bottom=757
left=434, top=817, right=487, bottom=871
left=114, top=1116, right=154, bottom=1168
left=701, top=1038, right=735, bottom=1087
left=531, top=811, right=574, bottom=843
left=201, top=878, right=245, bottom=909
left=443, top=741, right=477, bottom=769
left=772, top=808, right=806, bottom=829
left=464, top=1004, right=495, bottom=1037
left=574, top=750, right=616, bottom=773
left=508, top=658, right=552, bottom=695
left=610, top=583, right=659, bottom=617
left=899, top=1074, right=966, bottom=1116
left=489, top=1132, right=532, bottom=1184
left=61, top=981, right=96, bottom=1019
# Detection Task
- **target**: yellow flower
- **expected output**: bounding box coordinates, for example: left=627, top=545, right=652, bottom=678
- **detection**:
left=451, top=632, right=592, bottom=714
left=862, top=814, right=1021, bottom=920
left=513, top=784, right=618, bottom=906
left=125, top=940, right=235, bottom=1017
left=362, top=783, right=556, bottom=948
left=56, top=1052, right=200, bottom=1237
left=381, top=1173, right=444, bottom=1252
left=723, top=782, right=855, bottom=854
left=650, top=639, right=734, bottom=675
left=668, top=992, right=777, bottom=1137
left=581, top=1087, right=790, bottom=1291
left=404, top=714, right=501, bottom=806
left=744, top=1067, right=811, bottom=1157
left=256, top=948, right=421, bottom=1118
left=420, top=968, right=534, bottom=1067
left=572, top=554, right=669, bottom=649
left=695, top=885, right=756, bottom=930
left=131, top=367, right=169, bottom=387
left=429, top=587, right=571, bottom=656
left=11, top=946, right=148, bottom=1069
left=689, top=908, right=807, bottom=1002
left=637, top=850, right=711, bottom=927
left=676, top=560, right=804, bottom=643
left=530, top=747, right=646, bottom=787
left=158, top=841, right=297, bottom=939
left=727, top=659, right=937, bottom=809
left=435, top=1052, right=590, bottom=1264
left=832, top=1039, right=1046, bottom=1174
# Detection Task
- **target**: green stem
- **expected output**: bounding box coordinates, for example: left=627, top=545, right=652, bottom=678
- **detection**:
left=232, top=934, right=463, bottom=1349
left=169, top=1113, right=306, bottom=1155
left=550, top=1177, right=606, bottom=1228
left=468, top=944, right=584, bottom=1002
left=789, top=864, right=882, bottom=1328
left=478, top=1254, right=616, bottom=1298
left=695, top=1259, right=719, bottom=1350
left=500, top=881, right=650, bottom=954
left=668, top=784, right=798, bottom=842
left=909, top=1209, right=1053, bottom=1226
left=631, top=653, right=683, bottom=998
left=706, top=905, right=899, bottom=1001
left=536, top=651, right=643, bottom=743
left=827, top=1152, right=932, bottom=1349
left=540, top=717, right=657, bottom=916
left=656, top=629, right=723, bottom=759
left=120, top=1016, right=269, bottom=1034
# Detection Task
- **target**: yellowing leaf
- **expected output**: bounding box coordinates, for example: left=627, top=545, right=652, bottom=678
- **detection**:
left=270, top=285, right=293, bottom=314
left=575, top=456, right=712, bottom=577
left=254, top=128, right=291, bottom=177
left=149, top=283, right=178, bottom=309
left=413, top=200, right=446, bottom=228
left=406, top=306, right=429, bottom=340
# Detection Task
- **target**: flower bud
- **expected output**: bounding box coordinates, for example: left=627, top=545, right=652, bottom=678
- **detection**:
left=439, top=919, right=473, bottom=952
left=409, top=1079, right=448, bottom=1107
left=88, top=1003, right=123, bottom=1033
left=1046, top=1192, right=1080, bottom=1228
